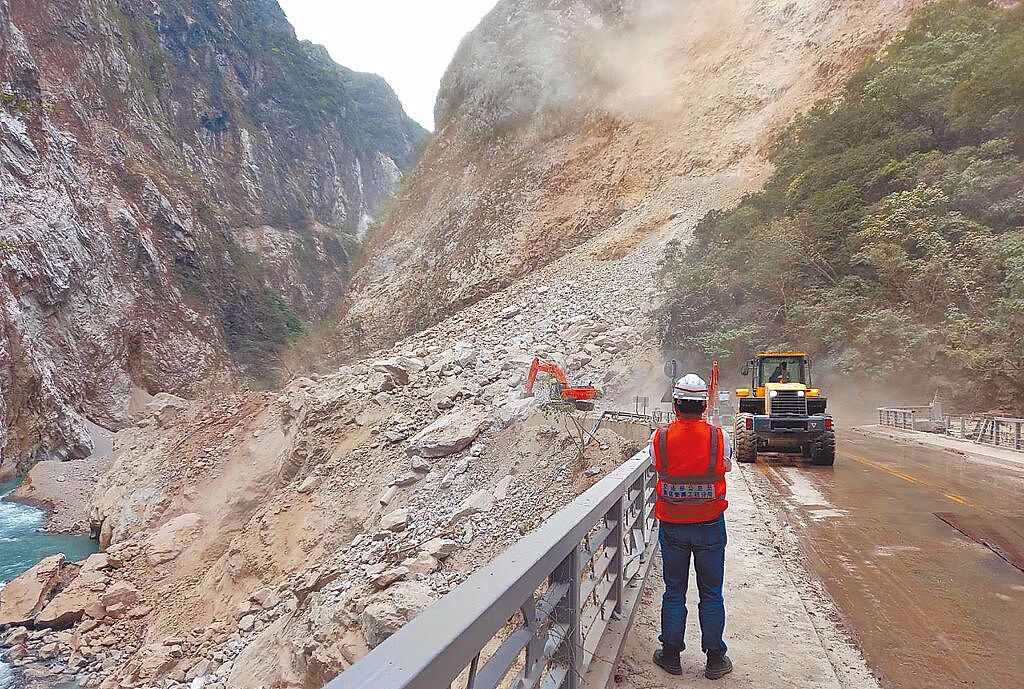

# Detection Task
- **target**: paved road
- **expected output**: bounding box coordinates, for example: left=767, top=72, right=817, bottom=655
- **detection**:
left=745, top=430, right=1024, bottom=689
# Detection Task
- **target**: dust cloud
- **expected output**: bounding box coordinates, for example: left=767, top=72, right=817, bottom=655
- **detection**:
left=440, top=0, right=714, bottom=130
left=612, top=352, right=931, bottom=428
left=578, top=0, right=703, bottom=119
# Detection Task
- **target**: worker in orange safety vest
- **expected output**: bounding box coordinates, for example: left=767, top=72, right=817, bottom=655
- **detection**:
left=649, top=373, right=733, bottom=680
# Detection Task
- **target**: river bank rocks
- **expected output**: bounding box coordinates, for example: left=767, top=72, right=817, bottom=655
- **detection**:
left=0, top=555, right=69, bottom=627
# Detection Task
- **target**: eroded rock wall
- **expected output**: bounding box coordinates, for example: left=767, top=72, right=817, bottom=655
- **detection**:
left=0, top=0, right=426, bottom=472
left=340, top=0, right=927, bottom=350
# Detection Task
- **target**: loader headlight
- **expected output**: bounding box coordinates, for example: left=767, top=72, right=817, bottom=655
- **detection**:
left=769, top=390, right=778, bottom=398
left=797, top=390, right=805, bottom=397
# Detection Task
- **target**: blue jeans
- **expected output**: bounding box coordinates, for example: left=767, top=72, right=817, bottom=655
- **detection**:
left=659, top=515, right=728, bottom=655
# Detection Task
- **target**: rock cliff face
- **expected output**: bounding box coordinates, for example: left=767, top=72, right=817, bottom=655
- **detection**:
left=0, top=0, right=426, bottom=473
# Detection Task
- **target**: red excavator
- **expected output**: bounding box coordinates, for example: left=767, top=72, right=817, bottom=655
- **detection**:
left=524, top=357, right=600, bottom=411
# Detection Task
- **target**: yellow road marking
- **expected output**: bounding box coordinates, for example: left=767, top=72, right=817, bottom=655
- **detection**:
left=841, top=452, right=978, bottom=510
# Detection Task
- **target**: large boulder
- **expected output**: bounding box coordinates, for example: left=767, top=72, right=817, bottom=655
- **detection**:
left=360, top=582, right=437, bottom=648
left=452, top=341, right=477, bottom=367
left=406, top=411, right=491, bottom=458
left=144, top=393, right=191, bottom=428
left=372, top=357, right=424, bottom=385
left=0, top=555, right=67, bottom=626
left=100, top=581, right=140, bottom=609
left=498, top=396, right=535, bottom=424
left=428, top=382, right=464, bottom=412
left=422, top=538, right=459, bottom=560
left=35, top=553, right=111, bottom=628
left=147, top=513, right=205, bottom=565
left=453, top=489, right=495, bottom=520
left=380, top=508, right=409, bottom=532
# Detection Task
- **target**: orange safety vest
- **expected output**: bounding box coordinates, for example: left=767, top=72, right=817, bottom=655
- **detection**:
left=651, top=419, right=728, bottom=524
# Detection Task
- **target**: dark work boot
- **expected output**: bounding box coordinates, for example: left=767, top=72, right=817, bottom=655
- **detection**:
left=705, top=651, right=733, bottom=680
left=653, top=647, right=682, bottom=676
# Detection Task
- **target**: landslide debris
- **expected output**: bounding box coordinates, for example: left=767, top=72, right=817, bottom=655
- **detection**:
left=0, top=271, right=649, bottom=687
left=340, top=0, right=929, bottom=352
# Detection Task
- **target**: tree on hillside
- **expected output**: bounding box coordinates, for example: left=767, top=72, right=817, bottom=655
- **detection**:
left=658, top=0, right=1024, bottom=410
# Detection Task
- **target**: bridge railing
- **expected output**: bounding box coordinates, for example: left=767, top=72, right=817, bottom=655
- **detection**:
left=325, top=450, right=659, bottom=689
left=877, top=407, right=920, bottom=430
left=945, top=415, right=1024, bottom=451
left=879, top=408, right=1024, bottom=453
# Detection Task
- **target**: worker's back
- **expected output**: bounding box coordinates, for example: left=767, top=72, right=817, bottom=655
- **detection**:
left=651, top=418, right=728, bottom=523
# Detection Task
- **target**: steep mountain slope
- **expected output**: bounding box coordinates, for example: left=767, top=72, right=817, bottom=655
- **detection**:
left=340, top=0, right=927, bottom=350
left=0, top=0, right=426, bottom=474
left=0, top=1, right=934, bottom=688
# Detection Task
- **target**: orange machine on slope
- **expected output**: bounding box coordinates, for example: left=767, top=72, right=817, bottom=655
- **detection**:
left=524, top=357, right=599, bottom=411
left=706, top=360, right=719, bottom=420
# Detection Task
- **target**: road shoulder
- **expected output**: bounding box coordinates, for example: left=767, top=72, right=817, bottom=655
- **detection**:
left=853, top=425, right=1024, bottom=471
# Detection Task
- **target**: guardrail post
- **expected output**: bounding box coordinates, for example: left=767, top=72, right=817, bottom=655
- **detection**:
left=609, top=498, right=625, bottom=617
left=522, top=595, right=545, bottom=687
left=552, top=547, right=582, bottom=689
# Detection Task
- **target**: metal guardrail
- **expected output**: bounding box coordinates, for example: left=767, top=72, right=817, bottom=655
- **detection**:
left=325, top=450, right=659, bottom=689
left=945, top=415, right=1024, bottom=451
left=878, top=407, right=919, bottom=430
left=879, top=408, right=1024, bottom=453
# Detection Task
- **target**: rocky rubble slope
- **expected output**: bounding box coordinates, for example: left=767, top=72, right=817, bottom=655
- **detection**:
left=0, top=289, right=652, bottom=688
left=0, top=0, right=425, bottom=474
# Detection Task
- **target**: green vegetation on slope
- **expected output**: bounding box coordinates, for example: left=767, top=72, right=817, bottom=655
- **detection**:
left=659, top=0, right=1024, bottom=409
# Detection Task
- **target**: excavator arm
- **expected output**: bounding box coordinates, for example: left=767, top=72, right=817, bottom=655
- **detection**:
left=706, top=360, right=719, bottom=420
left=524, top=357, right=571, bottom=396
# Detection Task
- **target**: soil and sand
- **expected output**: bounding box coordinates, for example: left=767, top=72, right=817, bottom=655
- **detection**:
left=8, top=422, right=115, bottom=533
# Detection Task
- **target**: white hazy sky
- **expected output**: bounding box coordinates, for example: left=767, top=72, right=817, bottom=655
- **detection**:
left=277, top=1, right=498, bottom=129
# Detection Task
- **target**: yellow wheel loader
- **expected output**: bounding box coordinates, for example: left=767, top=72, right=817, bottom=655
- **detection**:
left=733, top=352, right=835, bottom=465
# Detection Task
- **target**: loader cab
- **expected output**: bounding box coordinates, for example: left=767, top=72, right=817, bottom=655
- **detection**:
left=740, top=353, right=810, bottom=389
left=755, top=355, right=808, bottom=387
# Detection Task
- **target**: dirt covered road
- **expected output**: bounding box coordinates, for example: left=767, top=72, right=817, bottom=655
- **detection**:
left=746, top=430, right=1024, bottom=689
left=618, top=430, right=1024, bottom=689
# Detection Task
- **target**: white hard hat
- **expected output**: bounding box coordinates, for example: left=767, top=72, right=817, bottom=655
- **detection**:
left=673, top=374, right=709, bottom=401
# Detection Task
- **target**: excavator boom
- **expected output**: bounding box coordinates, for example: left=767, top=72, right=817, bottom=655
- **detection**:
left=524, top=357, right=599, bottom=410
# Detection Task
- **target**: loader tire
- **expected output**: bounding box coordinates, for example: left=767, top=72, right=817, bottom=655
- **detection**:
left=811, top=430, right=836, bottom=466
left=734, top=415, right=758, bottom=464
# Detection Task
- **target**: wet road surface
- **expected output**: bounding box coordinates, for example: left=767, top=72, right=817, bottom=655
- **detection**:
left=744, top=430, right=1024, bottom=689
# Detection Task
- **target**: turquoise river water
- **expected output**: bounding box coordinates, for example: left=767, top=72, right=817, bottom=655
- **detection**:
left=1, top=479, right=98, bottom=688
